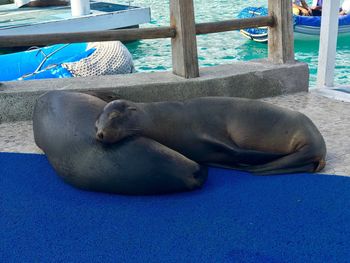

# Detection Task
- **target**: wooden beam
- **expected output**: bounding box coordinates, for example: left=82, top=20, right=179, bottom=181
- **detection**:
left=268, top=0, right=294, bottom=64
left=317, top=0, right=340, bottom=88
left=0, top=27, right=176, bottom=48
left=196, top=16, right=274, bottom=35
left=170, top=0, right=199, bottom=78
left=0, top=17, right=274, bottom=48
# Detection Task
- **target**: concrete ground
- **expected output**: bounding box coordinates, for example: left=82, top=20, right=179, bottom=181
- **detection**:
left=0, top=91, right=349, bottom=175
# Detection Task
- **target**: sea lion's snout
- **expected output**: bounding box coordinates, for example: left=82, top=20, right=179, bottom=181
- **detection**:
left=95, top=128, right=120, bottom=144
left=96, top=131, right=104, bottom=141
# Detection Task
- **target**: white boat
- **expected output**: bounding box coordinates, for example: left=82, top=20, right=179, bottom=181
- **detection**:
left=0, top=0, right=151, bottom=36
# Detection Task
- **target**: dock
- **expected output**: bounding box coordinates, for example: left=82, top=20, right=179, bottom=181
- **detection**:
left=0, top=1, right=151, bottom=35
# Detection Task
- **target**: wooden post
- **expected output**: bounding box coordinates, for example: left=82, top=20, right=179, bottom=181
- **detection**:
left=268, top=0, right=295, bottom=64
left=317, top=0, right=340, bottom=88
left=170, top=0, right=199, bottom=78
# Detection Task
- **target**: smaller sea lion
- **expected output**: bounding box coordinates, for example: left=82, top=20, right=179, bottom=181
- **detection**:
left=95, top=97, right=327, bottom=175
left=33, top=91, right=207, bottom=195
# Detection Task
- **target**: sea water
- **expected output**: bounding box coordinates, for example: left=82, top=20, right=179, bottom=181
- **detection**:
left=126, top=0, right=350, bottom=87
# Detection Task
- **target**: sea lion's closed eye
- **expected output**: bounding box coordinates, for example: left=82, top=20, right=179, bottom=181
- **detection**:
left=108, top=111, right=121, bottom=119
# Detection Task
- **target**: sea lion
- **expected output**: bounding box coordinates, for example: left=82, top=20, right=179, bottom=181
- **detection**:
left=33, top=91, right=207, bottom=195
left=95, top=97, right=327, bottom=175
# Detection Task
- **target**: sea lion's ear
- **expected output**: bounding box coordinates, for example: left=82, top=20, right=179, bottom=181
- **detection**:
left=108, top=111, right=121, bottom=119
left=127, top=107, right=137, bottom=111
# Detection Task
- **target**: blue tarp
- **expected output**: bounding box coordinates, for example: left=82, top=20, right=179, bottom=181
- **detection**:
left=1, top=152, right=350, bottom=262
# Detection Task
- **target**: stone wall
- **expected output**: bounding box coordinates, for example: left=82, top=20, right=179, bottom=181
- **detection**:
left=0, top=60, right=309, bottom=123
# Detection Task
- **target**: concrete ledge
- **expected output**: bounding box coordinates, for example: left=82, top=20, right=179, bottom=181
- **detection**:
left=0, top=60, right=309, bottom=122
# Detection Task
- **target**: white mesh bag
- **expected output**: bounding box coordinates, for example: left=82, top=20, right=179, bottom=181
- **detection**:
left=62, top=41, right=135, bottom=77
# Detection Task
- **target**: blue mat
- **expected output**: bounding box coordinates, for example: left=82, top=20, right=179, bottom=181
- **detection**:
left=1, top=152, right=350, bottom=262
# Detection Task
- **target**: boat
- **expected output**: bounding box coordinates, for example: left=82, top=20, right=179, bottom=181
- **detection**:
left=0, top=0, right=151, bottom=36
left=0, top=41, right=135, bottom=81
left=237, top=6, right=350, bottom=42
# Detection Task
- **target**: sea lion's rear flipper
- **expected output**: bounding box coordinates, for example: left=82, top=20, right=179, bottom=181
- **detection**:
left=199, top=136, right=286, bottom=166
left=243, top=145, right=325, bottom=175
left=249, top=163, right=317, bottom=175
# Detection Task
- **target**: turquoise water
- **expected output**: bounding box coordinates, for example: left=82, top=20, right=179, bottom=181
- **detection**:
left=126, top=0, right=350, bottom=87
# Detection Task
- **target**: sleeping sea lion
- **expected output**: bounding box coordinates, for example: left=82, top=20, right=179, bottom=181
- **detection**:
left=95, top=97, right=326, bottom=175
left=33, top=91, right=207, bottom=195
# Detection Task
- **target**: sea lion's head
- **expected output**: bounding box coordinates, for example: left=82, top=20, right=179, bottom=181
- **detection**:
left=95, top=100, right=138, bottom=144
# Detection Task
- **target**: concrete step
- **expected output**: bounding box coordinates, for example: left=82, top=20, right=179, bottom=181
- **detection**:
left=0, top=60, right=308, bottom=122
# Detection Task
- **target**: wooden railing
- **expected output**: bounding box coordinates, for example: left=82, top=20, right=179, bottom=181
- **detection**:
left=0, top=0, right=294, bottom=79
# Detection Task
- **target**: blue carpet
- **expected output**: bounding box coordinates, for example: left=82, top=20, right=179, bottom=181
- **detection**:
left=1, top=152, right=350, bottom=263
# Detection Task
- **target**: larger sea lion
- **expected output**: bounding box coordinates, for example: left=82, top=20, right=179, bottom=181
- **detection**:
left=33, top=91, right=207, bottom=195
left=95, top=97, right=327, bottom=175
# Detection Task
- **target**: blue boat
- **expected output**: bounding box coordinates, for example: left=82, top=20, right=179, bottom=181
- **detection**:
left=0, top=43, right=91, bottom=81
left=0, top=41, right=135, bottom=81
left=238, top=6, right=350, bottom=42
